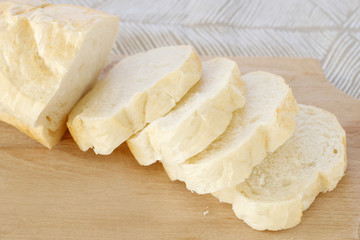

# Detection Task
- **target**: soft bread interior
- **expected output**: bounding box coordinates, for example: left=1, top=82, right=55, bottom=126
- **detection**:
left=235, top=105, right=346, bottom=202
left=213, top=104, right=346, bottom=230
left=37, top=10, right=119, bottom=131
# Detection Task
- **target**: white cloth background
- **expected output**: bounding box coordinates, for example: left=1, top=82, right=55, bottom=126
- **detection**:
left=50, top=0, right=360, bottom=99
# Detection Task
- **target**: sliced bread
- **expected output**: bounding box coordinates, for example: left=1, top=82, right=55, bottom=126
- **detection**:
left=0, top=1, right=119, bottom=148
left=213, top=104, right=346, bottom=230
left=127, top=57, right=246, bottom=165
left=67, top=46, right=202, bottom=155
left=163, top=71, right=298, bottom=194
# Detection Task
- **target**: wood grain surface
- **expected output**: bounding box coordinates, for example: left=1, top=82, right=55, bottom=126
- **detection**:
left=0, top=57, right=359, bottom=240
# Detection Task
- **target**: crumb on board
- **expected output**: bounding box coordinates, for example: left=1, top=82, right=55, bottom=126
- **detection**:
left=203, top=206, right=209, bottom=216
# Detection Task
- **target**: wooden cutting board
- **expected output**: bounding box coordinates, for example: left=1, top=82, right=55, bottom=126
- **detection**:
left=0, top=57, right=359, bottom=240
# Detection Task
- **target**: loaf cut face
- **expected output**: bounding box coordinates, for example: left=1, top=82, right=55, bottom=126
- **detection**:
left=68, top=46, right=202, bottom=154
left=213, top=104, right=346, bottom=231
left=163, top=71, right=298, bottom=194
left=0, top=0, right=119, bottom=148
left=127, top=57, right=246, bottom=165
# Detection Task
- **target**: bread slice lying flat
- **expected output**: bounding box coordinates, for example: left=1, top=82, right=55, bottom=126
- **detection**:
left=67, top=46, right=202, bottom=155
left=0, top=1, right=119, bottom=148
left=213, top=104, right=346, bottom=231
left=163, top=71, right=298, bottom=194
left=127, top=58, right=246, bottom=165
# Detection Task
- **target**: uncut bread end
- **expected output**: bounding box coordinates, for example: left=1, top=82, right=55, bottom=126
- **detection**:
left=0, top=1, right=119, bottom=148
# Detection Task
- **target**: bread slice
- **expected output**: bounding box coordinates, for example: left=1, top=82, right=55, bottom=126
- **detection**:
left=67, top=46, right=202, bottom=155
left=213, top=105, right=346, bottom=231
left=127, top=58, right=246, bottom=165
left=163, top=71, right=298, bottom=194
left=0, top=1, right=119, bottom=148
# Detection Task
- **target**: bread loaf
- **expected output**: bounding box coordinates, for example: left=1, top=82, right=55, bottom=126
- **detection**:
left=0, top=0, right=119, bottom=148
